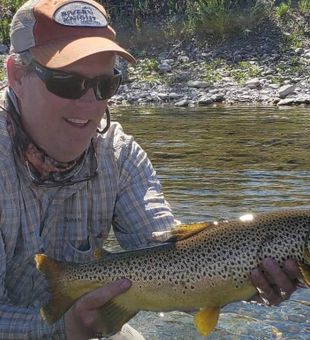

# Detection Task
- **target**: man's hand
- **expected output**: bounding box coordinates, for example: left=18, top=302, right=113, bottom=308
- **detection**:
left=250, top=258, right=303, bottom=305
left=65, top=279, right=131, bottom=340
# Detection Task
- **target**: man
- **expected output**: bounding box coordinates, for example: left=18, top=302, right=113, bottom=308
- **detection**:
left=0, top=0, right=302, bottom=339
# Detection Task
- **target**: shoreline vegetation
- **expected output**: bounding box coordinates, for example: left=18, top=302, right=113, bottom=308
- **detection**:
left=1, top=0, right=310, bottom=107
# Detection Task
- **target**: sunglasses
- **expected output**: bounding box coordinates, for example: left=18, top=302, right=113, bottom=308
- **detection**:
left=31, top=61, right=122, bottom=100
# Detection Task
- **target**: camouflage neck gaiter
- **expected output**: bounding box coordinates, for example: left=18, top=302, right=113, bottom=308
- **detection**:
left=3, top=88, right=94, bottom=187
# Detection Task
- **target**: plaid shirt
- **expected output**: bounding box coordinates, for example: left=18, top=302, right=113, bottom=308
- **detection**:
left=0, top=108, right=174, bottom=339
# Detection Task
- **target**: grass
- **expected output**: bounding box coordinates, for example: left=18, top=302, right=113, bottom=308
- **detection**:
left=128, top=58, right=263, bottom=87
left=127, top=58, right=172, bottom=85
left=275, top=1, right=291, bottom=18
left=199, top=59, right=223, bottom=84
left=282, top=31, right=303, bottom=49
left=197, top=59, right=261, bottom=86
left=229, top=61, right=260, bottom=85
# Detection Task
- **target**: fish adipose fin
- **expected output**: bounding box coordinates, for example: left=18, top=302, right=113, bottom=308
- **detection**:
left=96, top=300, right=138, bottom=337
left=152, top=221, right=211, bottom=242
left=194, top=306, right=220, bottom=336
left=35, top=254, right=102, bottom=323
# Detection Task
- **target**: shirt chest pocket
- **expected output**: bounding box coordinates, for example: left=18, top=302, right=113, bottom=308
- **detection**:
left=59, top=219, right=110, bottom=263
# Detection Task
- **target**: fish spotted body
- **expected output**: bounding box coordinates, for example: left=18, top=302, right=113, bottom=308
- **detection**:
left=35, top=208, right=310, bottom=337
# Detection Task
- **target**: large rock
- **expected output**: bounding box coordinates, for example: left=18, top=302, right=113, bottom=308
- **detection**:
left=211, top=94, right=225, bottom=102
left=175, top=99, right=189, bottom=107
left=246, top=78, right=261, bottom=89
left=158, top=63, right=172, bottom=74
left=187, top=80, right=209, bottom=88
left=278, top=84, right=295, bottom=98
left=168, top=92, right=183, bottom=100
left=178, top=55, right=190, bottom=63
left=294, top=95, right=310, bottom=104
left=277, top=98, right=295, bottom=106
left=198, top=96, right=213, bottom=105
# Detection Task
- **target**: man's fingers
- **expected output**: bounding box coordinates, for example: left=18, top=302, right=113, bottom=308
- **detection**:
left=250, top=258, right=301, bottom=306
left=250, top=267, right=282, bottom=305
left=261, top=258, right=296, bottom=298
left=78, top=279, right=132, bottom=310
left=282, top=258, right=301, bottom=281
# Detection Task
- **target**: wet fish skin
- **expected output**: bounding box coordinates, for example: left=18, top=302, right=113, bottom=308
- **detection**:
left=35, top=208, right=310, bottom=337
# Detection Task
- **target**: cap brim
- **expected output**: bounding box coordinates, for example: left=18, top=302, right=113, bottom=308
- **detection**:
left=30, top=36, right=136, bottom=68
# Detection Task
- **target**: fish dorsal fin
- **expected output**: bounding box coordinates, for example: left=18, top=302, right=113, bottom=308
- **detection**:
left=194, top=306, right=220, bottom=336
left=152, top=221, right=211, bottom=242
left=96, top=300, right=138, bottom=337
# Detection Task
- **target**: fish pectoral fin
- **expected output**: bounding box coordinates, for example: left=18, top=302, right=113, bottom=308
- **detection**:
left=96, top=300, right=138, bottom=337
left=298, top=262, right=310, bottom=287
left=194, top=306, right=220, bottom=337
left=152, top=221, right=212, bottom=242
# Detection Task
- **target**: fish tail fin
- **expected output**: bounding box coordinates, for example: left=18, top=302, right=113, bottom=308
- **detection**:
left=35, top=253, right=64, bottom=278
left=35, top=254, right=77, bottom=323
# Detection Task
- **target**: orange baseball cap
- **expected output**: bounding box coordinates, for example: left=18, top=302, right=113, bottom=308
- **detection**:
left=10, top=0, right=135, bottom=68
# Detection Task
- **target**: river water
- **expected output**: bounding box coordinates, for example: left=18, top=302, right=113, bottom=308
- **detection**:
left=110, top=105, right=310, bottom=339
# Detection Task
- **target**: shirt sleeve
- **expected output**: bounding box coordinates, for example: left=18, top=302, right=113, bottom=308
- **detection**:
left=0, top=305, right=66, bottom=339
left=112, top=130, right=175, bottom=249
left=0, top=234, right=66, bottom=339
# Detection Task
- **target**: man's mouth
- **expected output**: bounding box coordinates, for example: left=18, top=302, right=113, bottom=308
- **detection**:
left=64, top=118, right=90, bottom=127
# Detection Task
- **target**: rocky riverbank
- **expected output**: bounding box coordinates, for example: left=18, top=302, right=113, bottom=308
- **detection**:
left=1, top=27, right=310, bottom=108
left=113, top=35, right=310, bottom=108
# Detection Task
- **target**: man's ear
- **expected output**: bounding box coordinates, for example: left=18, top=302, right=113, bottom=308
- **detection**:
left=6, top=56, right=26, bottom=98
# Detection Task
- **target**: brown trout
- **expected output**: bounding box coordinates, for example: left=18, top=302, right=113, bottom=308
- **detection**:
left=35, top=208, right=310, bottom=337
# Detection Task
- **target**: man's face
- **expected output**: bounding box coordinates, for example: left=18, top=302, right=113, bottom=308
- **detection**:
left=15, top=52, right=115, bottom=162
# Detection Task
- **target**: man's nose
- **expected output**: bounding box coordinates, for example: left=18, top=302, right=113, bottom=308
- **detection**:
left=79, top=87, right=97, bottom=103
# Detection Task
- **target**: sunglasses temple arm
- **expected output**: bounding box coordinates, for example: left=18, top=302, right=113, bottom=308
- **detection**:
left=96, top=107, right=111, bottom=134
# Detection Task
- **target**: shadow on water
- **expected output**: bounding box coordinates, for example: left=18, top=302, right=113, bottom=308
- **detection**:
left=110, top=105, right=310, bottom=339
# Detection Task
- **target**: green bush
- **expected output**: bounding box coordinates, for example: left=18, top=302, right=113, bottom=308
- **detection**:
left=0, top=56, right=6, bottom=81
left=298, top=0, right=310, bottom=14
left=0, top=0, right=27, bottom=44
left=185, top=0, right=271, bottom=39
left=1, top=0, right=309, bottom=47
left=0, top=19, right=10, bottom=46
left=186, top=0, right=231, bottom=36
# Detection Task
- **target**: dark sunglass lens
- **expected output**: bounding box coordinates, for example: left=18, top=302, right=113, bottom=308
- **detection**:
left=96, top=75, right=121, bottom=100
left=46, top=75, right=85, bottom=99
left=34, top=61, right=122, bottom=100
